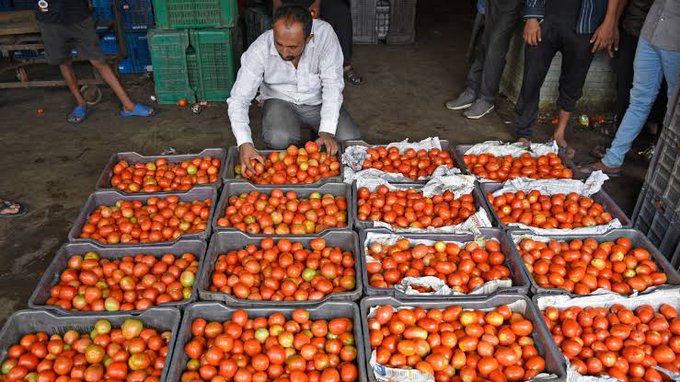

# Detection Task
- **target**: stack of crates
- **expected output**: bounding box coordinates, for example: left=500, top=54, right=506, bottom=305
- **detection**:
left=633, top=84, right=680, bottom=265
left=91, top=0, right=154, bottom=73
left=148, top=0, right=240, bottom=103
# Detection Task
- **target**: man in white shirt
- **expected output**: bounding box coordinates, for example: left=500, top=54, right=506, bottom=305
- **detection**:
left=227, top=4, right=360, bottom=170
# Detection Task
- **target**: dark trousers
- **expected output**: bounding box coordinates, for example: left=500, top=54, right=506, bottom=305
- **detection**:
left=261, top=99, right=361, bottom=149
left=465, top=0, right=524, bottom=103
left=613, top=28, right=667, bottom=129
left=321, top=0, right=352, bottom=65
left=514, top=23, right=595, bottom=139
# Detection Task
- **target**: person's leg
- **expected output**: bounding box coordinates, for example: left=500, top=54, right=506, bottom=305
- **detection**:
left=660, top=48, right=680, bottom=110
left=476, top=0, right=523, bottom=104
left=613, top=29, right=638, bottom=129
left=321, top=0, right=361, bottom=84
left=601, top=38, right=665, bottom=168
left=262, top=99, right=303, bottom=149
left=513, top=26, right=559, bottom=140
left=88, top=59, right=135, bottom=112
left=59, top=59, right=87, bottom=107
left=300, top=104, right=361, bottom=143
left=552, top=29, right=595, bottom=153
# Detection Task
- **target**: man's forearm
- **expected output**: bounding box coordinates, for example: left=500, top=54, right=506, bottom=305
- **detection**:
left=615, top=0, right=628, bottom=23
left=603, top=0, right=621, bottom=24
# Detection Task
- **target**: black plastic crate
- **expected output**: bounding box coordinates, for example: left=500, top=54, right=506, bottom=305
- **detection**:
left=386, top=0, right=417, bottom=44
left=28, top=240, right=208, bottom=315
left=198, top=230, right=363, bottom=306
left=0, top=308, right=182, bottom=382
left=68, top=186, right=217, bottom=246
left=646, top=137, right=680, bottom=201
left=360, top=295, right=566, bottom=382
left=96, top=148, right=227, bottom=193
left=341, top=139, right=464, bottom=183
left=352, top=179, right=491, bottom=231
left=244, top=5, right=271, bottom=48
left=478, top=182, right=631, bottom=231
left=508, top=229, right=680, bottom=296
left=358, top=227, right=531, bottom=299
left=455, top=143, right=582, bottom=181
left=166, top=301, right=368, bottom=382
left=633, top=184, right=680, bottom=256
left=351, top=0, right=378, bottom=43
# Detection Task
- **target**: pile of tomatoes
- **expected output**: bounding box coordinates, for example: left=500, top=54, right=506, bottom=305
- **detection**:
left=110, top=156, right=221, bottom=193
left=368, top=304, right=547, bottom=380
left=366, top=237, right=511, bottom=293
left=79, top=196, right=211, bottom=244
left=360, top=146, right=455, bottom=180
left=215, top=189, right=348, bottom=234
left=236, top=142, right=341, bottom=184
left=0, top=318, right=171, bottom=381
left=180, top=308, right=360, bottom=382
left=209, top=237, right=356, bottom=301
left=357, top=185, right=476, bottom=228
left=487, top=190, right=613, bottom=229
left=462, top=152, right=573, bottom=181
left=543, top=303, right=680, bottom=381
left=45, top=251, right=199, bottom=312
left=517, top=237, right=668, bottom=295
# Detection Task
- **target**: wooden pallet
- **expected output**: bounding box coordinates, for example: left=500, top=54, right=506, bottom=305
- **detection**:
left=0, top=11, right=38, bottom=36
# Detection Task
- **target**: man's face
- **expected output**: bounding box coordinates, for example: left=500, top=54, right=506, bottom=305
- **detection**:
left=273, top=19, right=309, bottom=62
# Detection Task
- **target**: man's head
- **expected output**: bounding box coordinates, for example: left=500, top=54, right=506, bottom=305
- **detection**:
left=272, top=5, right=313, bottom=62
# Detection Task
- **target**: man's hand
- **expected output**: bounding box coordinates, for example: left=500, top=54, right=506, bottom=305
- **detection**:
left=591, top=19, right=616, bottom=56
left=238, top=143, right=265, bottom=175
left=316, top=132, right=338, bottom=156
left=523, top=19, right=541, bottom=46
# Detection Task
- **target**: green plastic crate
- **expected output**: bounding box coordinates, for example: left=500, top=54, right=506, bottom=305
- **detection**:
left=189, top=28, right=238, bottom=102
left=148, top=29, right=196, bottom=104
left=153, top=0, right=238, bottom=29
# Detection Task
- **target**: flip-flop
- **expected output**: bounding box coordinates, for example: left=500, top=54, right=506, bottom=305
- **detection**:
left=67, top=105, right=89, bottom=124
left=578, top=162, right=622, bottom=177
left=120, top=103, right=156, bottom=118
left=0, top=200, right=28, bottom=218
left=343, top=67, right=363, bottom=85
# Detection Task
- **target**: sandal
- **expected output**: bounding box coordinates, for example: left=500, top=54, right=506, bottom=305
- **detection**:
left=343, top=67, right=363, bottom=85
left=67, top=105, right=89, bottom=124
left=120, top=103, right=156, bottom=117
left=577, top=161, right=621, bottom=177
left=0, top=200, right=28, bottom=217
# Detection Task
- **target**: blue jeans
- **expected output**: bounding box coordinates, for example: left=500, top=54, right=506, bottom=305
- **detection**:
left=602, top=38, right=680, bottom=168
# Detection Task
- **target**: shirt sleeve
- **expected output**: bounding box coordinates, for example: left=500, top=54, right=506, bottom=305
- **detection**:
left=227, top=40, right=266, bottom=147
left=317, top=27, right=345, bottom=136
left=524, top=0, right=545, bottom=19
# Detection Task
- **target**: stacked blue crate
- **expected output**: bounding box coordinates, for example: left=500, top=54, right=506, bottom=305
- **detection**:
left=120, top=0, right=154, bottom=31
left=92, top=0, right=114, bottom=20
left=118, top=32, right=150, bottom=73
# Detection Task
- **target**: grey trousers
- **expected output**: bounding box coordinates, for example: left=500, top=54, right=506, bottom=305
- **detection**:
left=262, top=99, right=361, bottom=149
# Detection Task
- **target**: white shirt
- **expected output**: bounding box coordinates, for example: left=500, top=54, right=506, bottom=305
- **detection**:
left=227, top=19, right=345, bottom=147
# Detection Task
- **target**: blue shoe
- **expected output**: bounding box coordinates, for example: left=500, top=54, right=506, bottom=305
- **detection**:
left=67, top=105, right=89, bottom=124
left=120, top=103, right=155, bottom=117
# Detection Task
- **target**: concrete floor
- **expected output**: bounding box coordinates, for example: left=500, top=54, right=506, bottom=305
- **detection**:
left=0, top=0, right=648, bottom=325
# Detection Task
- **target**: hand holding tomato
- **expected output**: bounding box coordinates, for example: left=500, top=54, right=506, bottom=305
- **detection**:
left=238, top=143, right=265, bottom=174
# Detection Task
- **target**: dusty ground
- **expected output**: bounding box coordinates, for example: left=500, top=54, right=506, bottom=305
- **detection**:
left=0, top=0, right=649, bottom=324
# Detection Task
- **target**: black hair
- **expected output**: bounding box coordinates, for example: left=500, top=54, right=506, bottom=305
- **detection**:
left=281, top=0, right=315, bottom=7
left=273, top=5, right=313, bottom=38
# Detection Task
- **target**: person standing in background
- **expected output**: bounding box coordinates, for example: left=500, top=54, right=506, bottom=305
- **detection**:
left=513, top=0, right=620, bottom=158
left=579, top=0, right=680, bottom=176
left=273, top=0, right=363, bottom=85
left=589, top=0, right=667, bottom=159
left=35, top=0, right=154, bottom=123
left=446, top=0, right=525, bottom=119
